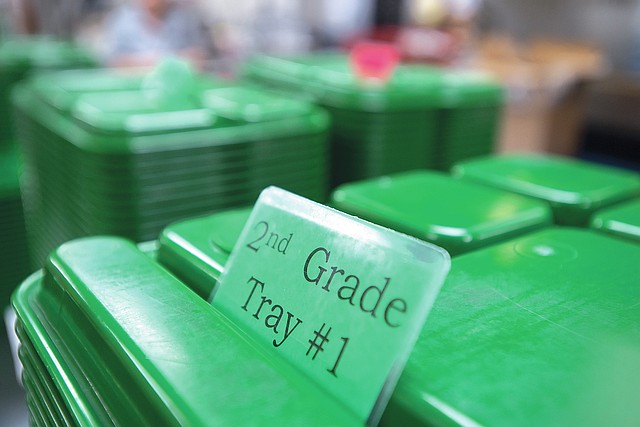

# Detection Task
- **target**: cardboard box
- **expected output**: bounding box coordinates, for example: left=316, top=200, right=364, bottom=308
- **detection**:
left=471, top=35, right=606, bottom=155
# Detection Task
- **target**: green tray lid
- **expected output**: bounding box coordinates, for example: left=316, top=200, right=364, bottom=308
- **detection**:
left=246, top=52, right=445, bottom=111
left=15, top=236, right=359, bottom=426
left=201, top=85, right=312, bottom=121
left=71, top=60, right=219, bottom=135
left=72, top=89, right=218, bottom=134
left=385, top=227, right=640, bottom=426
left=590, top=198, right=640, bottom=243
left=19, top=59, right=326, bottom=144
left=453, top=154, right=640, bottom=226
left=332, top=170, right=552, bottom=255
left=26, top=63, right=227, bottom=114
left=19, top=59, right=220, bottom=135
left=28, top=68, right=147, bottom=113
left=0, top=37, right=96, bottom=69
left=158, top=207, right=252, bottom=298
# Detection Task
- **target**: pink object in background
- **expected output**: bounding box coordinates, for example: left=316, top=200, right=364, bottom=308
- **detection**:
left=350, top=42, right=400, bottom=82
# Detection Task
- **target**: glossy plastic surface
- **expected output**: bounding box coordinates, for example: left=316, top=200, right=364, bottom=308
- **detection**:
left=201, top=85, right=313, bottom=121
left=590, top=198, right=640, bottom=243
left=17, top=211, right=638, bottom=426
left=13, top=237, right=361, bottom=426
left=24, top=64, right=326, bottom=141
left=382, top=228, right=640, bottom=427
left=453, top=154, right=640, bottom=226
left=158, top=208, right=252, bottom=298
left=332, top=170, right=552, bottom=255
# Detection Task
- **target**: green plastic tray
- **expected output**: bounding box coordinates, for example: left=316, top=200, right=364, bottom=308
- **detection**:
left=14, top=64, right=330, bottom=265
left=245, top=53, right=445, bottom=184
left=12, top=237, right=360, bottom=426
left=382, top=227, right=640, bottom=426
left=18, top=218, right=638, bottom=426
left=247, top=53, right=503, bottom=179
left=453, top=154, right=640, bottom=226
left=332, top=170, right=552, bottom=255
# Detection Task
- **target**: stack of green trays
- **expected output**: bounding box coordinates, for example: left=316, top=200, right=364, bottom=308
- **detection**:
left=13, top=237, right=359, bottom=426
left=245, top=53, right=444, bottom=185
left=13, top=64, right=329, bottom=267
left=382, top=228, right=640, bottom=426
left=590, top=198, right=640, bottom=243
left=157, top=207, right=640, bottom=425
left=331, top=170, right=551, bottom=255
left=0, top=37, right=96, bottom=148
left=453, top=154, right=640, bottom=226
left=0, top=144, right=29, bottom=308
left=434, top=71, right=503, bottom=170
left=246, top=53, right=504, bottom=182
left=158, top=207, right=251, bottom=298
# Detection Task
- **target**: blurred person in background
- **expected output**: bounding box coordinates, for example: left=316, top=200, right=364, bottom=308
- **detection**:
left=105, top=0, right=212, bottom=69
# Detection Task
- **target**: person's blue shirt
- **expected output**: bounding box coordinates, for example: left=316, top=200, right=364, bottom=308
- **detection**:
left=105, top=2, right=210, bottom=68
